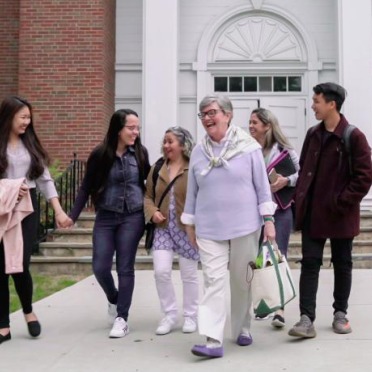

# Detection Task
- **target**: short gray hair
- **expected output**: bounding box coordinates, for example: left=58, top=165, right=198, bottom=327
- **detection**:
left=199, top=94, right=233, bottom=124
left=162, top=126, right=195, bottom=160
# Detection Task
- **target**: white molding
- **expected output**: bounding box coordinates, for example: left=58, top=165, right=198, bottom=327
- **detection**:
left=115, top=63, right=142, bottom=72
left=115, top=96, right=142, bottom=104
left=180, top=96, right=197, bottom=103
left=195, top=4, right=319, bottom=71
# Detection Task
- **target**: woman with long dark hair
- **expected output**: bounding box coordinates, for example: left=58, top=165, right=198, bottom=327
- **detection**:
left=67, top=109, right=150, bottom=338
left=0, top=96, right=70, bottom=344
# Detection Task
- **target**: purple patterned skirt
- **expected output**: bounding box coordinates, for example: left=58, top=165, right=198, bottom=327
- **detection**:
left=152, top=189, right=199, bottom=261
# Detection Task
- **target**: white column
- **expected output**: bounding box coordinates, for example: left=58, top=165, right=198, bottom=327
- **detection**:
left=142, top=0, right=179, bottom=163
left=338, top=0, right=372, bottom=208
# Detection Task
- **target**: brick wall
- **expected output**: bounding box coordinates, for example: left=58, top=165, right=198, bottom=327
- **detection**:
left=17, top=0, right=116, bottom=166
left=0, top=0, right=20, bottom=98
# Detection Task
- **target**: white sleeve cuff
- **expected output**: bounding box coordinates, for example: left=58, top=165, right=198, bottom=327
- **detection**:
left=181, top=213, right=195, bottom=225
left=258, top=201, right=277, bottom=216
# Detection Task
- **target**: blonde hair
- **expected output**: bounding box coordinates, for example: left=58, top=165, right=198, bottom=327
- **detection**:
left=251, top=108, right=293, bottom=151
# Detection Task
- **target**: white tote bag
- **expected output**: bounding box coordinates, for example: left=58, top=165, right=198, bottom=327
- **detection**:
left=250, top=241, right=296, bottom=316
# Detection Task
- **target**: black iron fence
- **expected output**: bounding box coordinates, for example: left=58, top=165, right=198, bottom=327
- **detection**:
left=34, top=153, right=90, bottom=252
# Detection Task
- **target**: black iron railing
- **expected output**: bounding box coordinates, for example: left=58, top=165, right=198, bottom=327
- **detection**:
left=34, top=153, right=90, bottom=252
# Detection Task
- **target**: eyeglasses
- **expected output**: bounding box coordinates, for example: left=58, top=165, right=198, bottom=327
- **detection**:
left=125, top=126, right=141, bottom=132
left=197, top=109, right=224, bottom=119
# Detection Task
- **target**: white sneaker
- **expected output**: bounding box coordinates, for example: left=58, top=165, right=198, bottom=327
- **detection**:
left=109, top=317, right=129, bottom=338
left=182, top=317, right=197, bottom=333
left=155, top=316, right=177, bottom=335
left=108, top=303, right=117, bottom=325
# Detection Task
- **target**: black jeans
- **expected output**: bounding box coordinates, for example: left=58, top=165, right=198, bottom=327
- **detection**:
left=0, top=189, right=37, bottom=328
left=299, top=217, right=353, bottom=322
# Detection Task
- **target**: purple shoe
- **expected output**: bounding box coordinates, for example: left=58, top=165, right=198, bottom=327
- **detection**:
left=237, top=333, right=253, bottom=346
left=191, top=344, right=224, bottom=358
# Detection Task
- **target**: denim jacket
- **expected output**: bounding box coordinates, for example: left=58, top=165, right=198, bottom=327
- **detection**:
left=69, top=145, right=150, bottom=222
left=98, top=148, right=143, bottom=213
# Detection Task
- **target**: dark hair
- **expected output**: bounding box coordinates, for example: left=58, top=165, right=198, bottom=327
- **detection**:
left=313, top=82, right=347, bottom=112
left=0, top=96, right=50, bottom=179
left=90, top=109, right=148, bottom=202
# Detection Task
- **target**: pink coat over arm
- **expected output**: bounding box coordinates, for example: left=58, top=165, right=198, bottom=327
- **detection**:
left=0, top=178, right=34, bottom=274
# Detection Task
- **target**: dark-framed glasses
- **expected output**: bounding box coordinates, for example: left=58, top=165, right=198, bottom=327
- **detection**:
left=197, top=109, right=223, bottom=119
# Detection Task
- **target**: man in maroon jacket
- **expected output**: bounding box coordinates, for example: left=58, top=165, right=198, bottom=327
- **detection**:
left=288, top=83, right=372, bottom=338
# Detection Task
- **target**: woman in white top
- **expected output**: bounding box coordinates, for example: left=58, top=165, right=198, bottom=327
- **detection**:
left=249, top=107, right=299, bottom=328
left=0, top=96, right=70, bottom=344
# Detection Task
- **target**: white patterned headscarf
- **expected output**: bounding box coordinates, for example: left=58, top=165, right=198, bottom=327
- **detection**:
left=201, top=125, right=260, bottom=176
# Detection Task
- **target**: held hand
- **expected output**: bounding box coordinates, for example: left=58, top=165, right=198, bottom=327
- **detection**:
left=270, top=174, right=289, bottom=193
left=185, top=225, right=198, bottom=248
left=263, top=221, right=276, bottom=243
left=151, top=211, right=166, bottom=224
left=17, top=183, right=29, bottom=202
left=55, top=211, right=73, bottom=229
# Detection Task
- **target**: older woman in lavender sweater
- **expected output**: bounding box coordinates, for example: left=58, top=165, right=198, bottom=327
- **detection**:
left=181, top=94, right=276, bottom=358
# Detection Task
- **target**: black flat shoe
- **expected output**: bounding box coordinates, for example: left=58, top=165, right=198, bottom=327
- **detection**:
left=27, top=321, right=41, bottom=337
left=0, top=332, right=11, bottom=344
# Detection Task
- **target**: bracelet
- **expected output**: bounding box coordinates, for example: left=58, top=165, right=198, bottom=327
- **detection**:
left=263, top=216, right=275, bottom=223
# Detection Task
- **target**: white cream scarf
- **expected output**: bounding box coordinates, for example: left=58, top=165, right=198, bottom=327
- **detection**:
left=201, top=125, right=260, bottom=176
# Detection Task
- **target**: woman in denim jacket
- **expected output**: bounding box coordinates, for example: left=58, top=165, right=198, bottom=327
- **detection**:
left=67, top=109, right=150, bottom=338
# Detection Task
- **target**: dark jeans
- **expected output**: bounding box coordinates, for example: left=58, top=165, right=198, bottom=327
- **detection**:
left=259, top=207, right=293, bottom=256
left=274, top=207, right=293, bottom=258
left=299, top=216, right=353, bottom=322
left=92, top=208, right=145, bottom=321
left=0, top=189, right=37, bottom=328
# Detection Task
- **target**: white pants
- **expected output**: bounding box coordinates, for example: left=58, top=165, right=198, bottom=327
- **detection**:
left=153, top=249, right=199, bottom=321
left=196, top=229, right=260, bottom=343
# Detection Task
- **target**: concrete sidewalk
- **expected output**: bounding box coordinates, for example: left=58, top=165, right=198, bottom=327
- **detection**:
left=1, top=269, right=372, bottom=372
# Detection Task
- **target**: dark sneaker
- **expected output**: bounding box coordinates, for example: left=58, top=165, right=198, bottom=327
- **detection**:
left=255, top=313, right=270, bottom=320
left=271, top=314, right=285, bottom=328
left=332, top=311, right=352, bottom=334
left=288, top=315, right=316, bottom=338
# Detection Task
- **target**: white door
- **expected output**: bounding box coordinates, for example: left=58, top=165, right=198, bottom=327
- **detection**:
left=230, top=98, right=260, bottom=132
left=260, top=98, right=306, bottom=156
left=230, top=97, right=306, bottom=156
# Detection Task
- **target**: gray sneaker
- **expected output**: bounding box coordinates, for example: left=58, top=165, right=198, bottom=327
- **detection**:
left=288, top=315, right=316, bottom=338
left=332, top=311, right=352, bottom=334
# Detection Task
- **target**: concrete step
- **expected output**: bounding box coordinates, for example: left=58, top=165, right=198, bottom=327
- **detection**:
left=39, top=242, right=93, bottom=257
left=50, top=228, right=93, bottom=243
left=32, top=210, right=372, bottom=275
left=74, top=212, right=95, bottom=228
left=39, top=241, right=149, bottom=257
left=30, top=251, right=372, bottom=275
left=361, top=211, right=372, bottom=227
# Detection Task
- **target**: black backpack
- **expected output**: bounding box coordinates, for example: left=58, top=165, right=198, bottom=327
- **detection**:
left=309, top=124, right=356, bottom=175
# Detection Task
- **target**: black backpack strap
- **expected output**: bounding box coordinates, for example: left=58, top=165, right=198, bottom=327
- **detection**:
left=151, top=157, right=165, bottom=198
left=157, top=173, right=183, bottom=209
left=341, top=125, right=356, bottom=175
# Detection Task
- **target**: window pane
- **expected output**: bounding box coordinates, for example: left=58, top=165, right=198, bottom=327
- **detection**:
left=259, top=76, right=272, bottom=92
left=214, top=77, right=228, bottom=92
left=274, top=76, right=287, bottom=92
left=244, top=77, right=257, bottom=92
left=288, top=76, right=301, bottom=92
left=229, top=77, right=243, bottom=92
